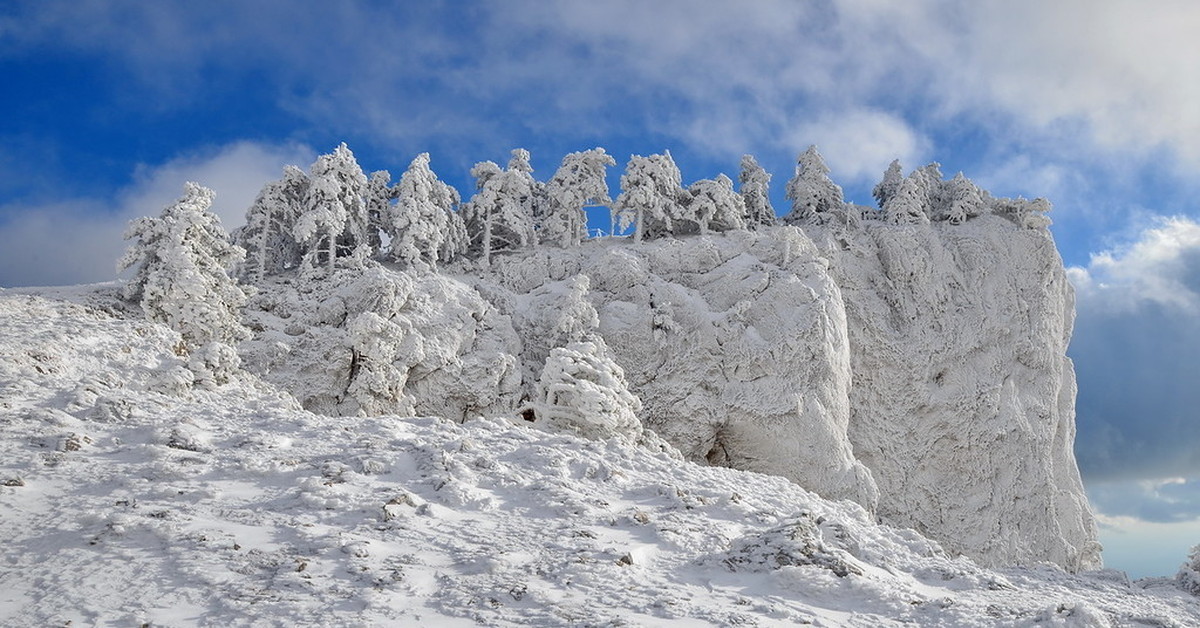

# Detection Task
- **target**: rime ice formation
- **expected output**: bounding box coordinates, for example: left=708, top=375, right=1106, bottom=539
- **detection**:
left=207, top=143, right=1100, bottom=572
left=486, top=230, right=880, bottom=513
left=2, top=290, right=1194, bottom=626
left=808, top=215, right=1101, bottom=571
left=481, top=217, right=1099, bottom=571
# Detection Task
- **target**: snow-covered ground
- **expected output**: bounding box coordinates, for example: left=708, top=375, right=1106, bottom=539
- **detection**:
left=2, top=290, right=1198, bottom=626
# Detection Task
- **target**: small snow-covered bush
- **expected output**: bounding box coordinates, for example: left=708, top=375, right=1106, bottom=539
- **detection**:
left=533, top=338, right=642, bottom=440
left=1178, top=544, right=1200, bottom=595
left=720, top=513, right=862, bottom=578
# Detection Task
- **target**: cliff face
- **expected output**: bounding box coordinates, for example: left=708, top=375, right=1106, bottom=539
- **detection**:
left=486, top=217, right=1098, bottom=570
left=809, top=216, right=1100, bottom=570
left=487, top=230, right=880, bottom=512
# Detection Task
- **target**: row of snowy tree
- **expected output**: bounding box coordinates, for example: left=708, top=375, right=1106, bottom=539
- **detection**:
left=114, top=142, right=1053, bottom=368
left=231, top=143, right=1052, bottom=282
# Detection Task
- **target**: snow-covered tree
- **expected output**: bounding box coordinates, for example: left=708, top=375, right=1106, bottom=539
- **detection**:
left=912, top=162, right=945, bottom=220
left=738, top=154, right=775, bottom=228
left=882, top=175, right=931, bottom=225
left=1178, top=544, right=1200, bottom=595
left=294, top=144, right=370, bottom=274
left=533, top=338, right=643, bottom=441
left=784, top=145, right=844, bottom=224
left=235, top=165, right=308, bottom=283
left=615, top=152, right=684, bottom=242
left=462, top=151, right=539, bottom=267
left=541, top=148, right=615, bottom=246
left=991, top=195, right=1053, bottom=229
left=387, top=153, right=461, bottom=269
left=940, top=172, right=985, bottom=225
left=872, top=159, right=903, bottom=208
left=118, top=182, right=250, bottom=349
left=686, top=174, right=746, bottom=234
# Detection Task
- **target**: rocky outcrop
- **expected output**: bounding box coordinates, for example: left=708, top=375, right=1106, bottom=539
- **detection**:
left=809, top=215, right=1100, bottom=570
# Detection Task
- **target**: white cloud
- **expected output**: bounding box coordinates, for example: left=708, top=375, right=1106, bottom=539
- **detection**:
left=0, top=141, right=313, bottom=288
left=1069, top=217, right=1200, bottom=480
left=1069, top=217, right=1200, bottom=315
left=789, top=109, right=929, bottom=184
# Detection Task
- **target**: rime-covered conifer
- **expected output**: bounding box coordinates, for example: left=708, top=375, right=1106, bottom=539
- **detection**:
left=388, top=153, right=461, bottom=269
left=236, top=165, right=308, bottom=283
left=686, top=174, right=746, bottom=234
left=738, top=154, right=775, bottom=228
left=542, top=148, right=615, bottom=246
left=462, top=150, right=538, bottom=266
left=534, top=338, right=643, bottom=441
left=294, top=144, right=369, bottom=273
left=883, top=175, right=930, bottom=225
left=873, top=159, right=903, bottom=208
left=942, top=172, right=985, bottom=225
left=784, top=145, right=843, bottom=224
left=364, top=170, right=394, bottom=254
left=615, top=152, right=684, bottom=242
left=118, top=182, right=250, bottom=348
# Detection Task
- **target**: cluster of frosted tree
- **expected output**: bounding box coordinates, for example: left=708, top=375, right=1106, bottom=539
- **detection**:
left=233, top=144, right=620, bottom=277
left=231, top=142, right=1051, bottom=285
left=781, top=146, right=1052, bottom=229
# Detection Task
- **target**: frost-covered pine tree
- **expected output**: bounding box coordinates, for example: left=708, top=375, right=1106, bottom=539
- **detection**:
left=784, top=145, right=844, bottom=224
left=294, top=144, right=370, bottom=274
left=235, top=165, right=308, bottom=283
left=941, top=172, right=985, bottom=225
left=462, top=150, right=538, bottom=266
left=541, top=147, right=616, bottom=246
left=118, top=182, right=250, bottom=348
left=388, top=153, right=461, bottom=269
left=872, top=159, right=903, bottom=208
left=883, top=175, right=931, bottom=225
left=534, top=337, right=643, bottom=441
left=686, top=174, right=746, bottom=234
left=615, top=152, right=684, bottom=242
left=738, top=154, right=775, bottom=229
left=991, top=195, right=1053, bottom=229
left=912, top=162, right=945, bottom=220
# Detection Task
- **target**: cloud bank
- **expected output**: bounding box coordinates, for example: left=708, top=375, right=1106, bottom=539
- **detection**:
left=1069, top=217, right=1200, bottom=481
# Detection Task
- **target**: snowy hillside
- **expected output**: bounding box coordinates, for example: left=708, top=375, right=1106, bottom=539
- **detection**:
left=2, top=292, right=1199, bottom=626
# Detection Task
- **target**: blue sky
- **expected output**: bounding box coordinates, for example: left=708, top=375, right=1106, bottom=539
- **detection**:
left=2, top=0, right=1199, bottom=578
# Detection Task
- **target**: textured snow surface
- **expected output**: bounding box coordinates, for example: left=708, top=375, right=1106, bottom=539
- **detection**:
left=2, top=293, right=1198, bottom=627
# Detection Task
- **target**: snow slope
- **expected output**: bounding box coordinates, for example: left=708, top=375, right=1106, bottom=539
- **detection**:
left=2, top=291, right=1198, bottom=627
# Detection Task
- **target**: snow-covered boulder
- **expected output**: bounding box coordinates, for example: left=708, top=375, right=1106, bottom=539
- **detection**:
left=240, top=265, right=522, bottom=421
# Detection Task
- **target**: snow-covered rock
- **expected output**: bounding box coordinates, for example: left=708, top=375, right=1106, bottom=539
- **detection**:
left=807, top=216, right=1100, bottom=571
left=485, top=230, right=880, bottom=513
